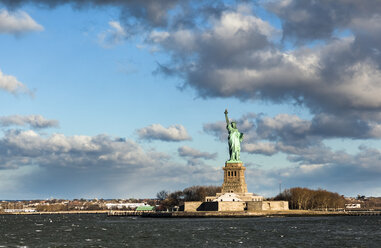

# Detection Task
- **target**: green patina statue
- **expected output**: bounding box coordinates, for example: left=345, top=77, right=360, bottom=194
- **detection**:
left=224, top=109, right=243, bottom=162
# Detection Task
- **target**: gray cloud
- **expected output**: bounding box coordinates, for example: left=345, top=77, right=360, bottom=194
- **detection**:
left=145, top=2, right=381, bottom=138
left=267, top=0, right=381, bottom=42
left=178, top=146, right=217, bottom=160
left=0, top=115, right=59, bottom=129
left=137, top=123, right=191, bottom=142
left=204, top=112, right=381, bottom=159
left=0, top=9, right=43, bottom=35
left=0, top=0, right=180, bottom=27
left=204, top=112, right=381, bottom=196
left=178, top=145, right=217, bottom=166
left=0, top=128, right=222, bottom=198
left=0, top=0, right=233, bottom=31
left=156, top=24, right=381, bottom=117
left=243, top=142, right=277, bottom=156
left=0, top=129, right=168, bottom=169
left=0, top=69, right=32, bottom=96
left=246, top=145, right=381, bottom=197
left=203, top=121, right=226, bottom=141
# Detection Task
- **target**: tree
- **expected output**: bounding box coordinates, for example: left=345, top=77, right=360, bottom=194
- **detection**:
left=156, top=185, right=221, bottom=211
left=156, top=190, right=169, bottom=201
left=275, top=187, right=345, bottom=210
left=183, top=185, right=221, bottom=202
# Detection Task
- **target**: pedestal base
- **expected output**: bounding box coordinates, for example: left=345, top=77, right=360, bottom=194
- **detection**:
left=221, top=162, right=248, bottom=194
left=205, top=192, right=263, bottom=202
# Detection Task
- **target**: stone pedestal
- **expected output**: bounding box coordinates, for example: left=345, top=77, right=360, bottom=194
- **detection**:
left=221, top=161, right=248, bottom=194
left=204, top=161, right=264, bottom=204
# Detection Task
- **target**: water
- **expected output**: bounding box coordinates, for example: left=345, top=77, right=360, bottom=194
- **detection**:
left=0, top=214, right=380, bottom=247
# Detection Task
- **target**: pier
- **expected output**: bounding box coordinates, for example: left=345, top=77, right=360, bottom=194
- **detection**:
left=107, top=210, right=155, bottom=216
left=345, top=211, right=381, bottom=216
left=107, top=210, right=381, bottom=218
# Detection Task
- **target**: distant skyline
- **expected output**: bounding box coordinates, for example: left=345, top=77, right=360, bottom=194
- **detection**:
left=0, top=0, right=380, bottom=199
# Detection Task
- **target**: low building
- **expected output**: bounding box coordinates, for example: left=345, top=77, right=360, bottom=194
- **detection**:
left=4, top=208, right=36, bottom=213
left=105, top=203, right=147, bottom=210
left=345, top=203, right=361, bottom=209
left=136, top=206, right=155, bottom=211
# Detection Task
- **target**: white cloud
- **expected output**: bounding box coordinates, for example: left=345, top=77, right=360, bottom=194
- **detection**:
left=210, top=8, right=277, bottom=40
left=0, top=69, right=32, bottom=96
left=0, top=9, right=43, bottom=35
left=149, top=30, right=170, bottom=43
left=0, top=115, right=59, bottom=129
left=98, top=21, right=128, bottom=48
left=137, top=123, right=192, bottom=142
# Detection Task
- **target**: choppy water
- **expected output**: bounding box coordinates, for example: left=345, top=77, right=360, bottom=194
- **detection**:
left=0, top=214, right=380, bottom=247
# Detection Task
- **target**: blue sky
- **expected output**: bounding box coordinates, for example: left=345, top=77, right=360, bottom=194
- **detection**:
left=1, top=0, right=380, bottom=199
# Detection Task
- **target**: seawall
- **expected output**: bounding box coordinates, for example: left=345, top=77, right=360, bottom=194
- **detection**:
left=140, top=210, right=381, bottom=218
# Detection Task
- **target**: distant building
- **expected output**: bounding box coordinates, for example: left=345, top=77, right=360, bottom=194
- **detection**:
left=105, top=203, right=147, bottom=209
left=136, top=206, right=155, bottom=211
left=4, top=208, right=36, bottom=213
left=345, top=203, right=361, bottom=209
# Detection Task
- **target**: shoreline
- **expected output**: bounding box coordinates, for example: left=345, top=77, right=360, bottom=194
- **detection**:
left=141, top=210, right=381, bottom=218
left=0, top=210, right=109, bottom=215
left=1, top=210, right=380, bottom=217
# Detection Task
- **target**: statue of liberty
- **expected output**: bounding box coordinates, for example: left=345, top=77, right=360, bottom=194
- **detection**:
left=224, top=109, right=243, bottom=162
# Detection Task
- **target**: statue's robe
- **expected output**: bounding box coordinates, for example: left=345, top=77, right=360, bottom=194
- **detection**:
left=227, top=124, right=243, bottom=160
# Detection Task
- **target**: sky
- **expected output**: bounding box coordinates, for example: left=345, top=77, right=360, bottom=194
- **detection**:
left=0, top=0, right=380, bottom=200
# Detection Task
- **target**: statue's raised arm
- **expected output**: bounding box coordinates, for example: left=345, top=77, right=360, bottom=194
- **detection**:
left=224, top=109, right=229, bottom=126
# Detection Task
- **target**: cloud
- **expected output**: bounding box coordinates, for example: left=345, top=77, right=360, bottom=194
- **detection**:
left=143, top=2, right=381, bottom=142
left=242, top=142, right=277, bottom=156
left=2, top=0, right=381, bottom=197
left=156, top=18, right=377, bottom=116
left=0, top=129, right=168, bottom=169
left=0, top=70, right=32, bottom=96
left=6, top=1, right=381, bottom=127
left=204, top=112, right=381, bottom=159
left=267, top=0, right=381, bottom=42
left=0, top=9, right=43, bottom=35
left=98, top=21, right=128, bottom=48
left=178, top=145, right=217, bottom=165
left=0, top=0, right=241, bottom=39
left=0, top=115, right=59, bottom=129
left=246, top=146, right=381, bottom=197
left=178, top=146, right=217, bottom=160
left=0, top=128, right=222, bottom=198
left=0, top=0, right=182, bottom=28
left=137, top=124, right=191, bottom=142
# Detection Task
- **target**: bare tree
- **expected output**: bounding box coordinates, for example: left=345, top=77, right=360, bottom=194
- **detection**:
left=275, top=187, right=345, bottom=210
left=156, top=190, right=169, bottom=201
